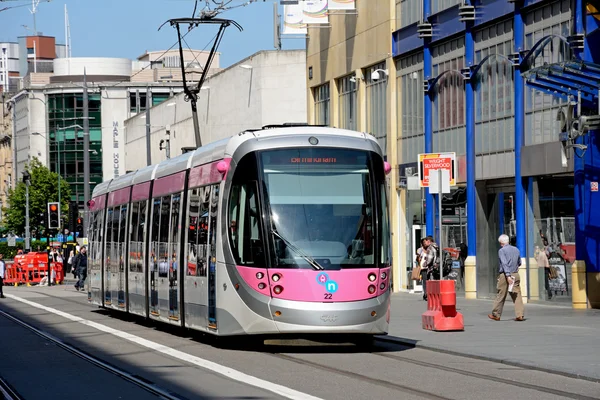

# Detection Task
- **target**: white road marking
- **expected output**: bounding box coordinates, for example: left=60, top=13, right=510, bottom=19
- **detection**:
left=5, top=293, right=324, bottom=400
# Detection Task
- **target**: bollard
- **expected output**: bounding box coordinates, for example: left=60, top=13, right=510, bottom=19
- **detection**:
left=422, top=280, right=464, bottom=331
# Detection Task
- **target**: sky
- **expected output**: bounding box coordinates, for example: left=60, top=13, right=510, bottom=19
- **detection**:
left=0, top=0, right=305, bottom=67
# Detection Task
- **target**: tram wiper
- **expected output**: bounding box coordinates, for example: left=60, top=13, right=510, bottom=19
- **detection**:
left=271, top=230, right=324, bottom=271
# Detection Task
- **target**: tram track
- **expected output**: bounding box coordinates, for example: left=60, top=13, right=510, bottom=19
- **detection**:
left=369, top=350, right=599, bottom=400
left=0, top=308, right=187, bottom=400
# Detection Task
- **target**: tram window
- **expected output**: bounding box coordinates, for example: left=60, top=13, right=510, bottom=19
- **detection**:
left=208, top=185, right=219, bottom=266
left=186, top=188, right=200, bottom=276
left=111, top=207, right=120, bottom=273
left=229, top=182, right=265, bottom=266
left=380, top=183, right=391, bottom=266
left=129, top=202, right=138, bottom=272
left=138, top=200, right=147, bottom=273
left=158, top=195, right=171, bottom=277
left=119, top=204, right=128, bottom=272
left=105, top=208, right=114, bottom=267
left=150, top=198, right=161, bottom=267
left=169, top=193, right=182, bottom=279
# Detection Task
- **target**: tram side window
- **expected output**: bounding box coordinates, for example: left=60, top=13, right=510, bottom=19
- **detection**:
left=169, top=193, right=182, bottom=279
left=229, top=183, right=265, bottom=266
left=129, top=202, right=139, bottom=272
left=111, top=207, right=121, bottom=273
left=150, top=198, right=161, bottom=268
left=118, top=204, right=128, bottom=272
left=105, top=208, right=114, bottom=268
left=380, top=183, right=391, bottom=267
left=158, top=195, right=172, bottom=277
left=186, top=188, right=199, bottom=276
left=138, top=200, right=147, bottom=272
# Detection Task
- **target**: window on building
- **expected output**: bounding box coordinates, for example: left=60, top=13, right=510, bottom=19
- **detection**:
left=130, top=92, right=147, bottom=113
left=432, top=38, right=465, bottom=154
left=431, top=0, right=461, bottom=15
left=366, top=62, right=388, bottom=156
left=474, top=19, right=515, bottom=155
left=152, top=93, right=170, bottom=106
left=399, top=0, right=421, bottom=28
left=524, top=0, right=572, bottom=146
left=399, top=53, right=424, bottom=164
left=314, top=83, right=330, bottom=126
left=338, top=74, right=357, bottom=131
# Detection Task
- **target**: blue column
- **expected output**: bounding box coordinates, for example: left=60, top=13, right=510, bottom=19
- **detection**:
left=573, top=0, right=590, bottom=265
left=424, top=0, right=434, bottom=237
left=465, top=17, right=476, bottom=257
left=514, top=2, right=526, bottom=256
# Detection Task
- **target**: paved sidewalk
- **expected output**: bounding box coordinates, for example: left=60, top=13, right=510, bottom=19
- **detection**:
left=383, top=292, right=600, bottom=382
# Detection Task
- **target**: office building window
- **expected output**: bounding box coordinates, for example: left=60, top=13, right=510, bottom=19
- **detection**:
left=314, top=83, right=330, bottom=126
left=130, top=92, right=147, bottom=113
left=366, top=62, right=388, bottom=156
left=474, top=19, right=515, bottom=155
left=338, top=74, right=357, bottom=131
left=431, top=0, right=461, bottom=15
left=432, top=38, right=465, bottom=155
left=399, top=0, right=421, bottom=27
left=398, top=53, right=424, bottom=164
left=524, top=0, right=572, bottom=146
left=48, top=93, right=103, bottom=206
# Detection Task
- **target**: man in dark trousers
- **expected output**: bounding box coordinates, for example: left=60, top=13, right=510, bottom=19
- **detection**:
left=74, top=246, right=88, bottom=291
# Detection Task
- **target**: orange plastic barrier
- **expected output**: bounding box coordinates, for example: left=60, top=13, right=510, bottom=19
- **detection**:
left=2, top=253, right=64, bottom=286
left=422, top=280, right=464, bottom=331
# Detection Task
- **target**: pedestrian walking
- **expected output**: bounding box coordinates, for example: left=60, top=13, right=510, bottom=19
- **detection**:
left=74, top=246, right=88, bottom=291
left=0, top=254, right=6, bottom=298
left=489, top=234, right=525, bottom=321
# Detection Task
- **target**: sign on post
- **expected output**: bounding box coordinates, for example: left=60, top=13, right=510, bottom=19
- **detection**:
left=7, top=234, right=16, bottom=247
left=418, top=152, right=456, bottom=188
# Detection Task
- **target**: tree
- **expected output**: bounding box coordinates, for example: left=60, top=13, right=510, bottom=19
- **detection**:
left=3, top=158, right=71, bottom=236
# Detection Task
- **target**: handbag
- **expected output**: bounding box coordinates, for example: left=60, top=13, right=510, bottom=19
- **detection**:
left=411, top=266, right=422, bottom=280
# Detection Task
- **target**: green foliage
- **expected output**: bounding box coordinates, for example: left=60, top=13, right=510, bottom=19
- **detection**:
left=3, top=158, right=71, bottom=236
left=0, top=240, right=48, bottom=258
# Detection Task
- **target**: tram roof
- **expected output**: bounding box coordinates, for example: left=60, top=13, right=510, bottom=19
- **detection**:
left=92, top=125, right=380, bottom=198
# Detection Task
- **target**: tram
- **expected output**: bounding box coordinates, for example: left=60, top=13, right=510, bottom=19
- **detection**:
left=87, top=125, right=392, bottom=337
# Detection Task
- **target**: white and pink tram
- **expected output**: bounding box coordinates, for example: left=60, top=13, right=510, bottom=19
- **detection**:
left=86, top=125, right=392, bottom=338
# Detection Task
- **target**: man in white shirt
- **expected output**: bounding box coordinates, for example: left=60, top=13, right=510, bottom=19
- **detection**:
left=0, top=253, right=6, bottom=298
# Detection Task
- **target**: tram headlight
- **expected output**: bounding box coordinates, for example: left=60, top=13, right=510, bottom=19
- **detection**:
left=381, top=271, right=387, bottom=280
left=380, top=283, right=386, bottom=290
left=368, top=273, right=377, bottom=282
left=368, top=285, right=376, bottom=294
left=272, top=273, right=281, bottom=282
left=256, top=272, right=264, bottom=279
left=258, top=282, right=266, bottom=290
left=273, top=285, right=283, bottom=295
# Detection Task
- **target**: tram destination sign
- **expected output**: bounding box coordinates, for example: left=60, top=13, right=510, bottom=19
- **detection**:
left=418, top=152, right=456, bottom=188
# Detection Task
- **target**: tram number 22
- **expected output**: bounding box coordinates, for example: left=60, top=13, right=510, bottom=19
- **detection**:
left=324, top=293, right=332, bottom=300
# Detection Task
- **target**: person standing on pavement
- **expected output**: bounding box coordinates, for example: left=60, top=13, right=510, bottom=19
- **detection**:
left=489, top=234, right=525, bottom=321
left=74, top=246, right=88, bottom=291
left=422, top=236, right=439, bottom=301
left=0, top=254, right=6, bottom=298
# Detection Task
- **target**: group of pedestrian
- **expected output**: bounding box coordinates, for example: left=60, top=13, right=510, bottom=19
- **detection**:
left=414, top=233, right=525, bottom=322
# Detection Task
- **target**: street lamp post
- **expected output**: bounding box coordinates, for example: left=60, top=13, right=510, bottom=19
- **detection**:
left=83, top=70, right=90, bottom=237
left=22, top=170, right=31, bottom=252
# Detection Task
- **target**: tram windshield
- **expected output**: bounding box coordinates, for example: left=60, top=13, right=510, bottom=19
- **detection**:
left=261, top=148, right=380, bottom=269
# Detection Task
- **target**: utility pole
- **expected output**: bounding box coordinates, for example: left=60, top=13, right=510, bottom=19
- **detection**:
left=83, top=69, right=90, bottom=237
left=146, top=86, right=152, bottom=166
left=23, top=170, right=31, bottom=252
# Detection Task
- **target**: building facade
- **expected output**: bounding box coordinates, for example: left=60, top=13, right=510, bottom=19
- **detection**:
left=124, top=49, right=308, bottom=172
left=305, top=0, right=404, bottom=292
left=9, top=56, right=185, bottom=208
left=307, top=0, right=600, bottom=308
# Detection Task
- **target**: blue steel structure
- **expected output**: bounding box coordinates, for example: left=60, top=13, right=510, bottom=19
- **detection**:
left=394, top=0, right=600, bottom=305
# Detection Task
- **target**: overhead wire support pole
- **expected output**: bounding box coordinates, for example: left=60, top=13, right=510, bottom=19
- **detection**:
left=159, top=17, right=242, bottom=149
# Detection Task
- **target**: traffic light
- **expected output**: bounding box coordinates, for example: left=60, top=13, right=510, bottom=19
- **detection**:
left=76, top=217, right=84, bottom=237
left=48, top=202, right=60, bottom=229
left=68, top=201, right=78, bottom=233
